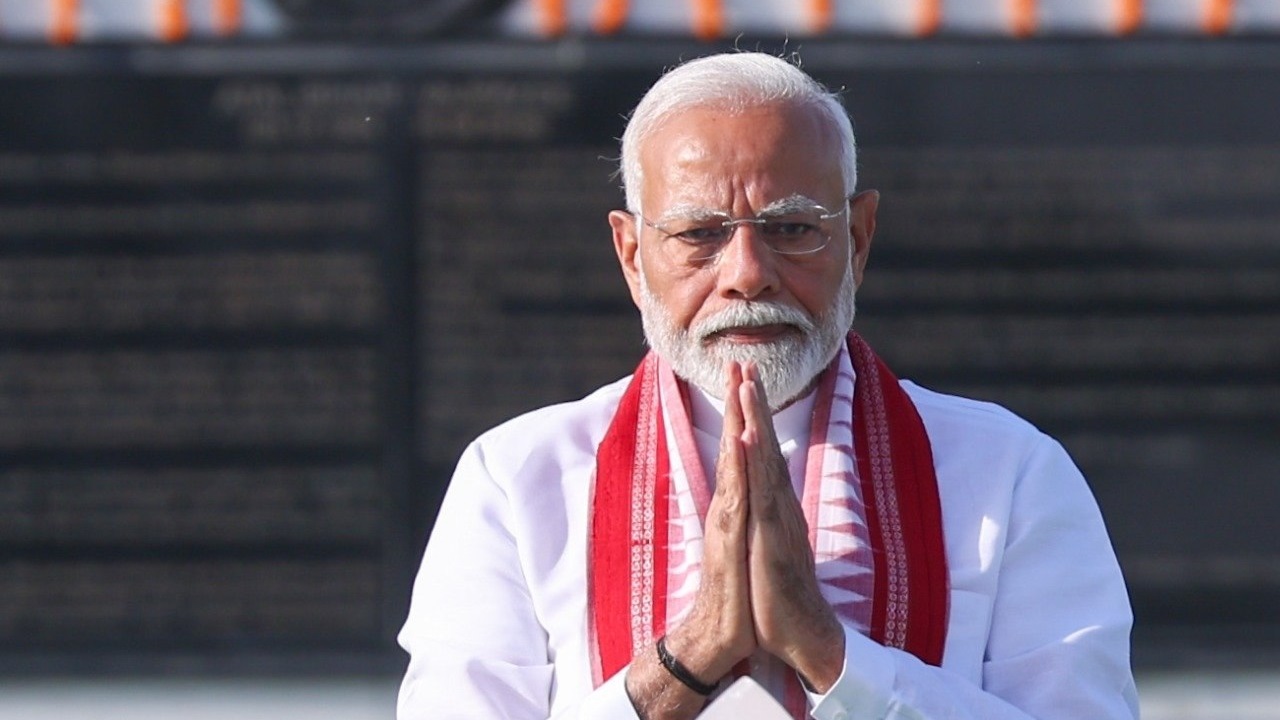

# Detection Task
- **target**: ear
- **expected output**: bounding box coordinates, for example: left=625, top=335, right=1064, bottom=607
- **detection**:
left=848, top=189, right=879, bottom=287
left=609, top=210, right=644, bottom=308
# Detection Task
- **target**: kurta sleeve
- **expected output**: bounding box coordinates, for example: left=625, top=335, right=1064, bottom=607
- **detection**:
left=396, top=441, right=640, bottom=720
left=808, top=435, right=1139, bottom=720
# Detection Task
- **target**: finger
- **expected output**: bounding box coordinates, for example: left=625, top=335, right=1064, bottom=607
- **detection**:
left=739, top=367, right=788, bottom=500
left=704, top=364, right=754, bottom=665
left=742, top=360, right=770, bottom=408
left=722, top=361, right=745, bottom=449
left=738, top=376, right=764, bottom=477
left=716, top=361, right=746, bottom=495
left=739, top=363, right=782, bottom=452
left=711, top=362, right=749, bottom=536
left=713, top=435, right=748, bottom=535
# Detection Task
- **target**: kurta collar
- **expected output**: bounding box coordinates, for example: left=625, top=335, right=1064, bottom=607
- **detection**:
left=686, top=382, right=819, bottom=495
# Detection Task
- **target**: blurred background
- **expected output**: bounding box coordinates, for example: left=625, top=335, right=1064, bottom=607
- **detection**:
left=0, top=0, right=1278, bottom=718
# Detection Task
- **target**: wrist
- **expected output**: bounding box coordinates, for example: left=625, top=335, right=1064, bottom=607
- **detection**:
left=784, top=615, right=845, bottom=694
left=623, top=635, right=714, bottom=720
left=657, top=636, right=719, bottom=696
left=662, top=622, right=739, bottom=684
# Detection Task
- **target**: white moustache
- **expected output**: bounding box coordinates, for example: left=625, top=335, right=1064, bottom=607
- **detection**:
left=692, top=302, right=816, bottom=342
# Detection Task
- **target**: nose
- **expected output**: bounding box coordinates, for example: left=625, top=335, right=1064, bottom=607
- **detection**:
left=714, top=224, right=780, bottom=301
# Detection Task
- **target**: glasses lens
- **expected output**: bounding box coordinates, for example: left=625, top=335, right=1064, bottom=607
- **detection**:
left=648, top=205, right=837, bottom=264
left=651, top=216, right=733, bottom=263
left=758, top=211, right=831, bottom=255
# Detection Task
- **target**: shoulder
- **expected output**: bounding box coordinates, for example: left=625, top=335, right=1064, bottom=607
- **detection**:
left=900, top=380, right=1080, bottom=495
left=902, top=380, right=1046, bottom=445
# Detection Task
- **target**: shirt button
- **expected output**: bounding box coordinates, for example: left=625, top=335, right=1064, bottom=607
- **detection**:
left=832, top=711, right=848, bottom=720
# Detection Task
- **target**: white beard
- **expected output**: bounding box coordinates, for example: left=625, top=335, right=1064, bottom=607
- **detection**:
left=638, top=265, right=857, bottom=410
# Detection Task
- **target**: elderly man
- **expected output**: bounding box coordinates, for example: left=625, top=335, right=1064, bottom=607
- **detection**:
left=397, top=52, right=1138, bottom=719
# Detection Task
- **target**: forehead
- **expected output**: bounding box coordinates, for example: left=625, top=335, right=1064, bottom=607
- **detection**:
left=637, top=102, right=844, bottom=213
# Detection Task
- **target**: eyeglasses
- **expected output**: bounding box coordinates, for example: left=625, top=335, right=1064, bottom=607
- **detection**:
left=636, top=202, right=847, bottom=265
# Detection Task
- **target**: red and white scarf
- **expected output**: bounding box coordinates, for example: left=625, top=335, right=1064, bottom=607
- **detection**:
left=588, top=333, right=948, bottom=716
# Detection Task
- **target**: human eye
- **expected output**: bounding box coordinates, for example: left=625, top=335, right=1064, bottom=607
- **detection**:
left=761, top=216, right=823, bottom=246
left=672, top=223, right=732, bottom=246
left=761, top=219, right=819, bottom=237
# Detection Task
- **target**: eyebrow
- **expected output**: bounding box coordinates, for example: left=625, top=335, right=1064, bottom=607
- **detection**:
left=653, top=194, right=825, bottom=224
left=652, top=204, right=723, bottom=225
left=757, top=194, right=825, bottom=216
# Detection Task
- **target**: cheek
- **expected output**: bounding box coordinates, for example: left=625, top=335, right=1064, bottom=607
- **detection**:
left=673, top=291, right=714, bottom=329
left=643, top=267, right=715, bottom=329
left=788, top=266, right=847, bottom=317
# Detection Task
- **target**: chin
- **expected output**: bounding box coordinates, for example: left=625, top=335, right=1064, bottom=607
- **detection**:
left=697, top=336, right=827, bottom=410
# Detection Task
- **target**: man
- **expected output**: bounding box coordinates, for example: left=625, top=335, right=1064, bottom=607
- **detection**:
left=397, top=52, right=1139, bottom=719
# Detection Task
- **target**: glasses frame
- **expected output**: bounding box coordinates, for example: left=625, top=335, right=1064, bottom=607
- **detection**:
left=636, top=202, right=848, bottom=265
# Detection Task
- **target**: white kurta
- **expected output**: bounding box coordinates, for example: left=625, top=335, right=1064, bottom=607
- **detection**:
left=397, top=375, right=1139, bottom=719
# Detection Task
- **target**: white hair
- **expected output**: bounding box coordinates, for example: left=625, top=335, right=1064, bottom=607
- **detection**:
left=638, top=256, right=858, bottom=409
left=619, top=52, right=858, bottom=214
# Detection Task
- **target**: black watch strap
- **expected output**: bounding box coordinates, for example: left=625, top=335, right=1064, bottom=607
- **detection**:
left=655, top=635, right=719, bottom=696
